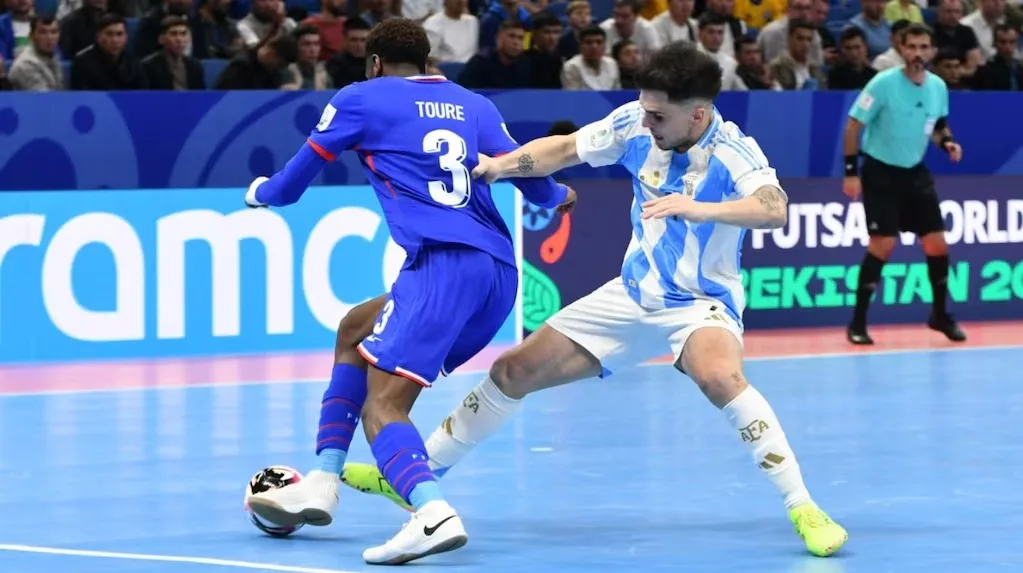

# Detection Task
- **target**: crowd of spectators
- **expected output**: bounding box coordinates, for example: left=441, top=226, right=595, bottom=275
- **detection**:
left=0, top=0, right=1021, bottom=91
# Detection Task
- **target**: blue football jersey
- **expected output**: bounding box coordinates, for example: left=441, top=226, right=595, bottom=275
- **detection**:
left=307, top=75, right=520, bottom=268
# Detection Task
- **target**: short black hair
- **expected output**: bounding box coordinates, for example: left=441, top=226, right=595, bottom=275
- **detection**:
left=634, top=41, right=722, bottom=103
left=611, top=38, right=634, bottom=60
left=787, top=18, right=816, bottom=37
left=890, top=19, right=913, bottom=38
left=839, top=25, right=866, bottom=44
left=698, top=11, right=727, bottom=29
left=268, top=32, right=299, bottom=63
left=96, top=13, right=126, bottom=33
left=365, top=18, right=431, bottom=73
left=901, top=22, right=933, bottom=43
left=933, top=46, right=960, bottom=64
left=531, top=12, right=561, bottom=31
left=578, top=24, right=605, bottom=42
left=160, top=15, right=189, bottom=34
left=292, top=24, right=320, bottom=40
left=994, top=23, right=1017, bottom=36
left=344, top=16, right=372, bottom=33
left=30, top=15, right=58, bottom=33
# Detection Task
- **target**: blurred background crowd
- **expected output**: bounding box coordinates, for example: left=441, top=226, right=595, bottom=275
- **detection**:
left=0, top=0, right=1020, bottom=92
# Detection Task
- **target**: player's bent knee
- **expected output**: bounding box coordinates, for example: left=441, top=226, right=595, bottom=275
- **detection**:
left=920, top=232, right=948, bottom=256
left=867, top=236, right=897, bottom=260
left=488, top=352, right=536, bottom=400
left=680, top=327, right=748, bottom=407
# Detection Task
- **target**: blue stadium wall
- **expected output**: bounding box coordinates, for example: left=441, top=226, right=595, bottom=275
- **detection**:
left=1, top=91, right=1021, bottom=363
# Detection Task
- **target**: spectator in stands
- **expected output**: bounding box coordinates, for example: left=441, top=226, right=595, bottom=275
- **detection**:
left=402, top=0, right=442, bottom=21
left=933, top=46, right=966, bottom=88
left=0, top=0, right=35, bottom=62
left=827, top=26, right=876, bottom=89
left=768, top=19, right=824, bottom=89
left=8, top=16, right=63, bottom=90
left=638, top=0, right=668, bottom=21
left=934, top=0, right=981, bottom=77
left=302, top=0, right=346, bottom=60
left=556, top=0, right=593, bottom=59
left=134, top=0, right=194, bottom=59
left=361, top=0, right=397, bottom=26
left=283, top=24, right=331, bottom=88
left=849, top=0, right=891, bottom=59
left=612, top=38, right=639, bottom=87
left=962, top=0, right=1007, bottom=60
left=424, top=0, right=478, bottom=63
left=703, top=0, right=746, bottom=58
left=650, top=0, right=697, bottom=45
left=479, top=0, right=530, bottom=51
left=872, top=18, right=908, bottom=70
left=696, top=12, right=745, bottom=89
left=70, top=14, right=147, bottom=89
left=971, top=23, right=1021, bottom=89
left=61, top=0, right=108, bottom=57
left=459, top=20, right=532, bottom=87
left=214, top=30, right=297, bottom=88
left=142, top=16, right=204, bottom=89
left=601, top=0, right=661, bottom=58
left=192, top=0, right=242, bottom=59
left=812, top=0, right=837, bottom=65
left=884, top=0, right=923, bottom=24
left=325, top=15, right=368, bottom=87
left=238, top=0, right=297, bottom=47
left=527, top=12, right=563, bottom=87
left=734, top=35, right=777, bottom=89
left=561, top=24, right=620, bottom=89
left=57, top=0, right=144, bottom=19
left=733, top=0, right=784, bottom=30
left=759, top=0, right=822, bottom=66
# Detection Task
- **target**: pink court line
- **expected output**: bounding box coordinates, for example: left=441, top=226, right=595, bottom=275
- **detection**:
left=0, top=321, right=1020, bottom=396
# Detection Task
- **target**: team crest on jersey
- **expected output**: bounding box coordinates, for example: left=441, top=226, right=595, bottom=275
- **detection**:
left=681, top=172, right=702, bottom=197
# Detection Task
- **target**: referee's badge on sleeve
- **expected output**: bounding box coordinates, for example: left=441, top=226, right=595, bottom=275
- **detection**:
left=857, top=93, right=874, bottom=111
left=316, top=104, right=337, bottom=132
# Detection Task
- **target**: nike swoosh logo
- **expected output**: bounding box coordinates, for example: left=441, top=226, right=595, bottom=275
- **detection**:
left=423, top=515, right=456, bottom=536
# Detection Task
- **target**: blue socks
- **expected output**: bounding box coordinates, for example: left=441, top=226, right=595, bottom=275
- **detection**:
left=371, top=422, right=444, bottom=511
left=316, top=363, right=368, bottom=474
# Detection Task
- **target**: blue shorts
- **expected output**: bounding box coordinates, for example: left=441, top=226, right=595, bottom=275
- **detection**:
left=357, top=245, right=518, bottom=387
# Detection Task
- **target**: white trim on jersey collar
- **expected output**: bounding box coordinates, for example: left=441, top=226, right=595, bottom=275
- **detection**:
left=405, top=75, right=448, bottom=81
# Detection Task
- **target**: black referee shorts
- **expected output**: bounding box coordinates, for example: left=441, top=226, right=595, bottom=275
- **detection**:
left=860, top=155, right=945, bottom=237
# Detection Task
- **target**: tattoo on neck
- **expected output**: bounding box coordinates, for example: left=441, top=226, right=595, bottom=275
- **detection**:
left=516, top=154, right=536, bottom=174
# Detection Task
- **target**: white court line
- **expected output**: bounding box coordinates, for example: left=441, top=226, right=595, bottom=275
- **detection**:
left=2, top=342, right=1021, bottom=398
left=0, top=544, right=360, bottom=573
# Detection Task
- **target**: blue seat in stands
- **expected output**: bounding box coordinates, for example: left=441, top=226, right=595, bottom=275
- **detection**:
left=202, top=59, right=229, bottom=88
left=436, top=61, right=465, bottom=80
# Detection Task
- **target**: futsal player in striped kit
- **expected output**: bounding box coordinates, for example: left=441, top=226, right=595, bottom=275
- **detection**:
left=343, top=41, right=850, bottom=558
left=842, top=22, right=966, bottom=345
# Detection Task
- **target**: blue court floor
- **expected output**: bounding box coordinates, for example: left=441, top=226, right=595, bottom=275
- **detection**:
left=2, top=346, right=1022, bottom=573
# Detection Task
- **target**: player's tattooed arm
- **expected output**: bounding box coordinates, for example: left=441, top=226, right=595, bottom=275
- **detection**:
left=749, top=186, right=789, bottom=229
left=475, top=134, right=582, bottom=182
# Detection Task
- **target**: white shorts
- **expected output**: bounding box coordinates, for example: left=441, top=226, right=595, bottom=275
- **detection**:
left=545, top=277, right=744, bottom=377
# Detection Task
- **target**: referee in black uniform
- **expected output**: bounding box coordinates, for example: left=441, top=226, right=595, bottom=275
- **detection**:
left=842, top=23, right=966, bottom=345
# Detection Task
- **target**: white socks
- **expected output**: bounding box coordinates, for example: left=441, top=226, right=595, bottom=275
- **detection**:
left=723, top=385, right=812, bottom=510
left=425, top=376, right=523, bottom=474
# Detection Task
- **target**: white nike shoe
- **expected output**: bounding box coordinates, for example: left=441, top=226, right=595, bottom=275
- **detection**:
left=246, top=469, right=339, bottom=528
left=363, top=500, right=468, bottom=565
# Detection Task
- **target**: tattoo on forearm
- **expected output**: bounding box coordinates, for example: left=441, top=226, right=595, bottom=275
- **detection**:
left=754, top=187, right=785, bottom=214
left=516, top=154, right=536, bottom=174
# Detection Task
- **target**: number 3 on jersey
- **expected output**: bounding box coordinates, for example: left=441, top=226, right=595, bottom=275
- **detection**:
left=423, top=129, right=472, bottom=208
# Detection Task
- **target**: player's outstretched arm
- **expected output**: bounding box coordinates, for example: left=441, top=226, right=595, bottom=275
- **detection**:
left=245, top=144, right=330, bottom=208
left=473, top=134, right=583, bottom=182
left=701, top=186, right=789, bottom=229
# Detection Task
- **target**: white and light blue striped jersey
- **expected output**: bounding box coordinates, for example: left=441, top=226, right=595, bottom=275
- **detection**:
left=574, top=101, right=782, bottom=326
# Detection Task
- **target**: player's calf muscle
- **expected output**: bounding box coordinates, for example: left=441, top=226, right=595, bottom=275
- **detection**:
left=489, top=326, right=601, bottom=399
left=333, top=294, right=388, bottom=365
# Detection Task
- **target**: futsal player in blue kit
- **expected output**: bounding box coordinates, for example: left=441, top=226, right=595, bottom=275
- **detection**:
left=242, top=19, right=576, bottom=565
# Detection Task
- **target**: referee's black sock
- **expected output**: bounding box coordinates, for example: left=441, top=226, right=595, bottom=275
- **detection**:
left=853, top=252, right=886, bottom=327
left=927, top=255, right=950, bottom=316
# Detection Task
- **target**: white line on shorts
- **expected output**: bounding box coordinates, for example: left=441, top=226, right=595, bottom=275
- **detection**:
left=0, top=544, right=361, bottom=573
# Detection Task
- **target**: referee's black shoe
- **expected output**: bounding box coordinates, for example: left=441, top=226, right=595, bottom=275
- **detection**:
left=846, top=323, right=873, bottom=345
left=928, top=312, right=967, bottom=342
